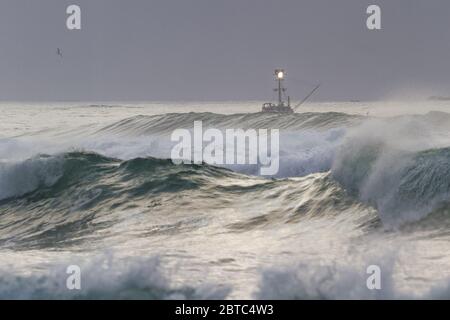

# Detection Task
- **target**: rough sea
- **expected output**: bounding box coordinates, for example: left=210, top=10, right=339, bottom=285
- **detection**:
left=2, top=101, right=450, bottom=299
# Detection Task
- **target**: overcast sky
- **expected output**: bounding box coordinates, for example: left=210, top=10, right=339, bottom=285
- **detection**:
left=1, top=0, right=450, bottom=101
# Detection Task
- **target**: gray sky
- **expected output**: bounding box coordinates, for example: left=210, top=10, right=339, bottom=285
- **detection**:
left=1, top=0, right=450, bottom=101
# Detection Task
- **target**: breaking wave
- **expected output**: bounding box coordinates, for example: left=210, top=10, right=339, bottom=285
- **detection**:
left=0, top=254, right=230, bottom=299
left=2, top=110, right=450, bottom=299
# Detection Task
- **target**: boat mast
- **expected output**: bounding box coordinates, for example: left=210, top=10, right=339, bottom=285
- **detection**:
left=275, top=69, right=285, bottom=106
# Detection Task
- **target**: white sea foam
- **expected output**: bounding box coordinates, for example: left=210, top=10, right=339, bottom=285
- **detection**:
left=0, top=155, right=63, bottom=201
left=0, top=253, right=230, bottom=299
left=2, top=104, right=450, bottom=300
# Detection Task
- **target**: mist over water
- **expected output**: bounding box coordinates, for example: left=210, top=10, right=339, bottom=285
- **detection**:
left=2, top=101, right=450, bottom=299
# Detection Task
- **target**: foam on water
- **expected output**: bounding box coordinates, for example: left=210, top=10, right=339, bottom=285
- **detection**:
left=2, top=102, right=450, bottom=299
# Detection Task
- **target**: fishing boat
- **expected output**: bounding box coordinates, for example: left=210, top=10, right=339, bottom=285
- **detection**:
left=261, top=69, right=320, bottom=113
left=261, top=69, right=293, bottom=113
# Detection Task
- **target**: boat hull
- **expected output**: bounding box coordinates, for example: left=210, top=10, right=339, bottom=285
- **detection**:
left=261, top=105, right=294, bottom=113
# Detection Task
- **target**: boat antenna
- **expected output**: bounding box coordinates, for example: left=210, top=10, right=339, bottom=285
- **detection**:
left=274, top=69, right=286, bottom=106
left=293, top=83, right=321, bottom=109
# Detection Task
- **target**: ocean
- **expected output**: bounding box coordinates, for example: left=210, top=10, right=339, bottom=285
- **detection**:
left=1, top=101, right=450, bottom=299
